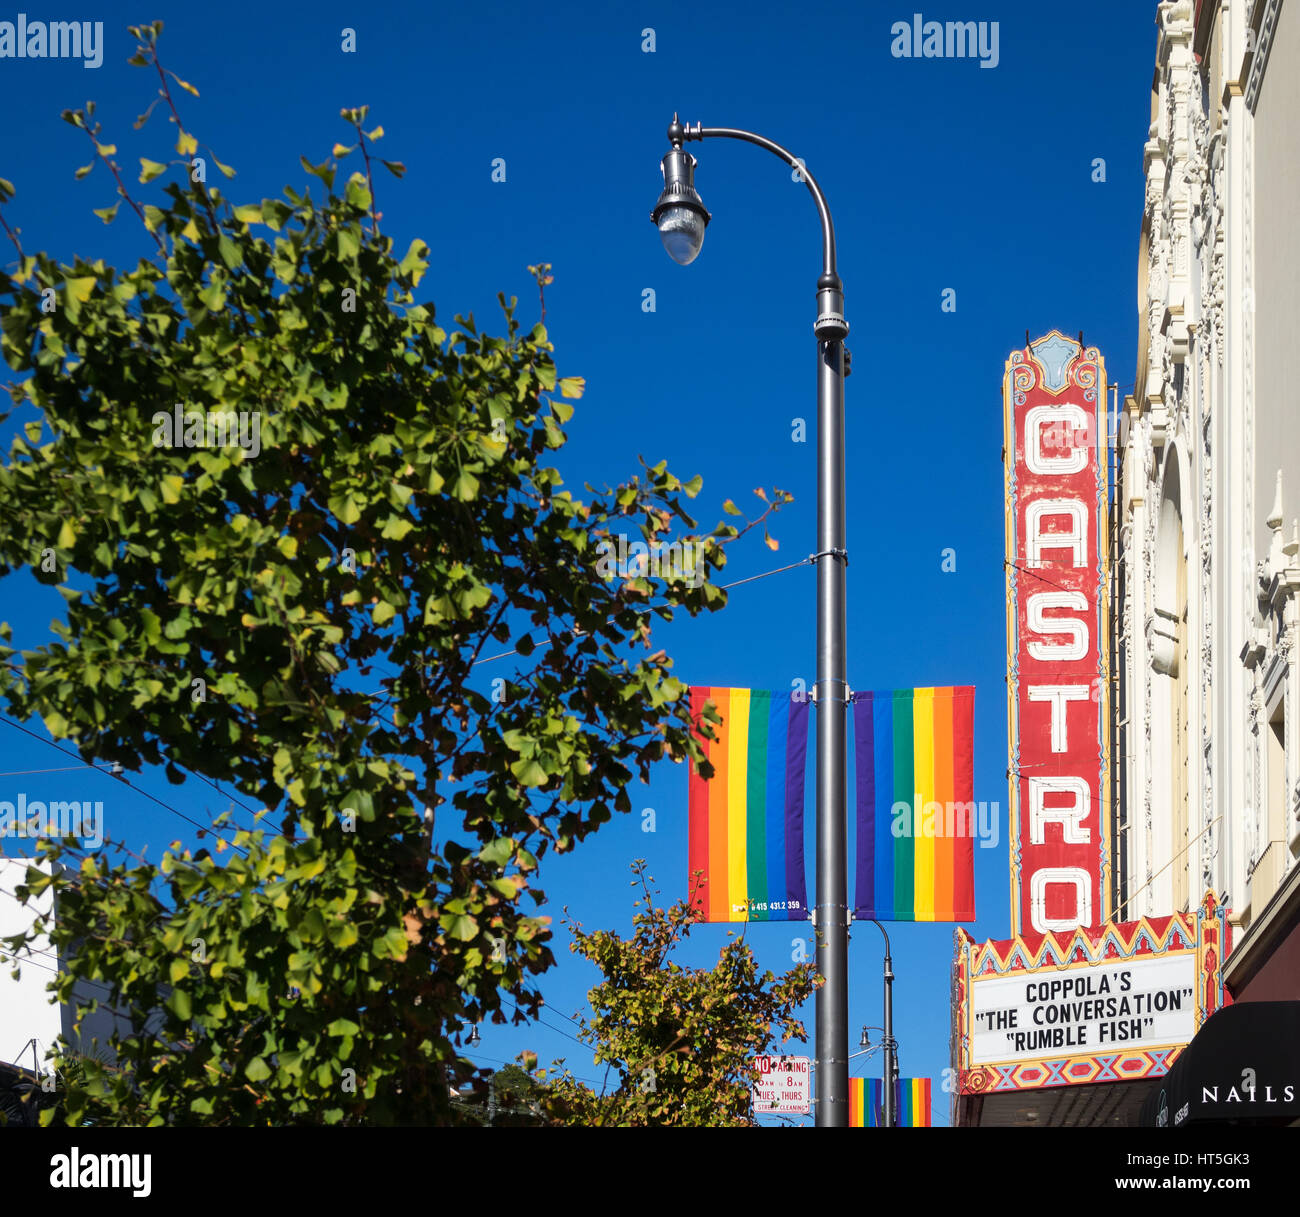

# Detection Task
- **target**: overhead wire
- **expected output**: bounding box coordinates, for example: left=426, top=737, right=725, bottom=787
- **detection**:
left=472, top=555, right=814, bottom=668
left=0, top=714, right=249, bottom=857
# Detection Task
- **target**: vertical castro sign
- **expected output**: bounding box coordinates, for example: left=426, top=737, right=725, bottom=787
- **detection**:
left=1003, top=332, right=1110, bottom=936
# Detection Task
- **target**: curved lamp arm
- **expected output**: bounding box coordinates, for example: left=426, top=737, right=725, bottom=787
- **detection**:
left=673, top=116, right=840, bottom=289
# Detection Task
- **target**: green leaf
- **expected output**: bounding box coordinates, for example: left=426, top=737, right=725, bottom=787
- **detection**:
left=41, top=709, right=69, bottom=739
left=245, top=1056, right=272, bottom=1081
left=479, top=837, right=514, bottom=866
left=218, top=234, right=242, bottom=269
left=300, top=156, right=335, bottom=189
left=345, top=175, right=371, bottom=211
left=64, top=277, right=96, bottom=304
left=168, top=988, right=192, bottom=1021
left=558, top=376, right=585, bottom=399
left=198, top=282, right=226, bottom=311
left=510, top=757, right=549, bottom=787
left=139, top=158, right=167, bottom=183
left=380, top=515, right=413, bottom=540
left=452, top=470, right=479, bottom=501
left=327, top=921, right=358, bottom=949
left=443, top=914, right=477, bottom=942
left=398, top=238, right=429, bottom=284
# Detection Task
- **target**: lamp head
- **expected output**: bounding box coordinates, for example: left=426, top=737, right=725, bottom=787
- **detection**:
left=651, top=136, right=710, bottom=266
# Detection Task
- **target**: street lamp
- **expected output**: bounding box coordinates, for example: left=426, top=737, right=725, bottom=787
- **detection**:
left=869, top=920, right=899, bottom=1128
left=652, top=112, right=850, bottom=1127
left=650, top=141, right=710, bottom=265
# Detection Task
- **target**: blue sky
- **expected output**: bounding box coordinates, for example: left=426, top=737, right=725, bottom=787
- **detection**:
left=0, top=2, right=1158, bottom=1123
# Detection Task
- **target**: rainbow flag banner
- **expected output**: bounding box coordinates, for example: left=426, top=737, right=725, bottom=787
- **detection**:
left=848, top=1077, right=933, bottom=1127
left=687, top=688, right=809, bottom=923
left=851, top=687, right=976, bottom=922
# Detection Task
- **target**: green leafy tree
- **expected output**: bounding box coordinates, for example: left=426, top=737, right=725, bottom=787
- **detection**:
left=451, top=1062, right=547, bottom=1126
left=0, top=24, right=789, bottom=1125
left=544, top=861, right=818, bottom=1126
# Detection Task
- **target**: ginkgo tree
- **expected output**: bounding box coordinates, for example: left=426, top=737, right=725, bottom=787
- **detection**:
left=0, top=23, right=790, bottom=1125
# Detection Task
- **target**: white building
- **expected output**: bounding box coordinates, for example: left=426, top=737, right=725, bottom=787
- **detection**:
left=0, top=857, right=59, bottom=1122
left=1115, top=0, right=1300, bottom=1001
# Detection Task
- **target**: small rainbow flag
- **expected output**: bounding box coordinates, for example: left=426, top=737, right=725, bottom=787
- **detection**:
left=848, top=1077, right=933, bottom=1127
left=687, top=688, right=809, bottom=923
left=851, top=687, right=976, bottom=922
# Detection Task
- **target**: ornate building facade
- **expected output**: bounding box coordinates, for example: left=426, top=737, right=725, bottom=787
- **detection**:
left=1115, top=0, right=1300, bottom=1001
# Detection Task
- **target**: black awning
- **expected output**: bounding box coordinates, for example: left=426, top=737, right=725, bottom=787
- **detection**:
left=1140, top=1001, right=1300, bottom=1126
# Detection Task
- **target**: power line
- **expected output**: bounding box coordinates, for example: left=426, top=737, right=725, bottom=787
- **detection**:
left=498, top=995, right=589, bottom=1050
left=0, top=715, right=248, bottom=857
left=1004, top=559, right=1076, bottom=595
left=458, top=1049, right=603, bottom=1090
left=473, top=556, right=814, bottom=668
left=0, top=713, right=268, bottom=841
left=0, top=765, right=112, bottom=778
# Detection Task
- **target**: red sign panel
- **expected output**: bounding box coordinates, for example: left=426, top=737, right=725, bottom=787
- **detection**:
left=1003, top=332, right=1110, bottom=936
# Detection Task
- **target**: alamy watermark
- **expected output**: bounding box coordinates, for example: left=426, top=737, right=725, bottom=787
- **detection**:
left=595, top=535, right=705, bottom=588
left=152, top=405, right=261, bottom=457
left=0, top=794, right=103, bottom=848
left=890, top=798, right=1000, bottom=849
left=50, top=1148, right=151, bottom=1197
left=0, top=15, right=103, bottom=68
left=890, top=14, right=999, bottom=69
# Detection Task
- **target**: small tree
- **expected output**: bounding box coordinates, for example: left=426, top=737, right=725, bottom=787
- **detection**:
left=545, top=861, right=818, bottom=1126
left=452, top=1063, right=547, bottom=1127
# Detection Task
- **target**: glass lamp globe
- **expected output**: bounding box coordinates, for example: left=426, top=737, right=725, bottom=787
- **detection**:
left=657, top=205, right=707, bottom=265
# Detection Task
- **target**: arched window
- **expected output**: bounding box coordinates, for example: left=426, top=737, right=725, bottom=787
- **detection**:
left=1151, top=454, right=1191, bottom=913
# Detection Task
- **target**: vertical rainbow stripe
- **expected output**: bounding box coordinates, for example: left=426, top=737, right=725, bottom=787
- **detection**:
left=848, top=1077, right=932, bottom=1127
left=688, top=688, right=808, bottom=923
left=851, top=688, right=976, bottom=922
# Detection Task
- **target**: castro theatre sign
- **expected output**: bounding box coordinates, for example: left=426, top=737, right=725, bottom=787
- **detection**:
left=950, top=333, right=1231, bottom=1112
left=1003, top=332, right=1109, bottom=935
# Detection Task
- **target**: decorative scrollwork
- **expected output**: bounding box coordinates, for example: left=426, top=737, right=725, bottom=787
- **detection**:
left=1010, top=360, right=1035, bottom=406
left=1074, top=356, right=1099, bottom=404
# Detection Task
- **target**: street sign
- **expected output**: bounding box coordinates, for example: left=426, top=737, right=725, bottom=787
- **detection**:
left=752, top=1054, right=811, bottom=1115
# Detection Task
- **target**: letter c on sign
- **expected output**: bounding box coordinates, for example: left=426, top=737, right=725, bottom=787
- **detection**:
left=1026, top=404, right=1089, bottom=474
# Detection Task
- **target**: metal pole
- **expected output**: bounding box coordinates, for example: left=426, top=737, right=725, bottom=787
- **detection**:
left=873, top=921, right=897, bottom=1128
left=674, top=119, right=849, bottom=1126
left=814, top=281, right=848, bottom=1128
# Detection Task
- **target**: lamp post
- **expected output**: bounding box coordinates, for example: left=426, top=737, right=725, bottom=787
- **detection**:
left=870, top=920, right=898, bottom=1128
left=652, top=113, right=850, bottom=1127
